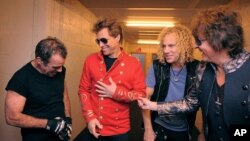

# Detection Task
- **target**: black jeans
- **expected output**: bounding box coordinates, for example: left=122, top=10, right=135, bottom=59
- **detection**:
left=153, top=124, right=189, bottom=141
left=73, top=128, right=130, bottom=141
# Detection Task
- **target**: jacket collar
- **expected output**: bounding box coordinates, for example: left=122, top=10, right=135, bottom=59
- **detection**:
left=223, top=50, right=250, bottom=73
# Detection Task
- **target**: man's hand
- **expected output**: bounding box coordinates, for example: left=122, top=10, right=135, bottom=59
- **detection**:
left=88, top=118, right=103, bottom=138
left=46, top=117, right=66, bottom=134
left=198, top=131, right=206, bottom=141
left=137, top=97, right=158, bottom=111
left=46, top=117, right=72, bottom=140
left=58, top=117, right=72, bottom=141
left=95, top=77, right=116, bottom=98
left=144, top=128, right=156, bottom=141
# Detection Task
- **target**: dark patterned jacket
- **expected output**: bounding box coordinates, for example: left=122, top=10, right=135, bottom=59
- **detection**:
left=157, top=51, right=250, bottom=139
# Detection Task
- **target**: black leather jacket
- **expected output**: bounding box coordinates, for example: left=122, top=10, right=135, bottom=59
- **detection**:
left=157, top=51, right=250, bottom=139
left=150, top=59, right=199, bottom=135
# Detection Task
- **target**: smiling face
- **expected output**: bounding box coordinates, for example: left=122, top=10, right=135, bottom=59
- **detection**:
left=38, top=53, right=65, bottom=77
left=96, top=28, right=121, bottom=58
left=161, top=33, right=181, bottom=67
left=195, top=33, right=218, bottom=63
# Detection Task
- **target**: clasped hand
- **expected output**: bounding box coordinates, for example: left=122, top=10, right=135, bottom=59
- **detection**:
left=88, top=118, right=103, bottom=138
left=46, top=117, right=72, bottom=141
left=95, top=77, right=116, bottom=98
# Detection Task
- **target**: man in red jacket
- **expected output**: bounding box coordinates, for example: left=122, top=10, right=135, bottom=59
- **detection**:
left=77, top=17, right=146, bottom=141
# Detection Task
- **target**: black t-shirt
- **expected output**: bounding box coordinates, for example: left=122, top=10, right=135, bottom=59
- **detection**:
left=104, top=55, right=117, bottom=71
left=5, top=62, right=66, bottom=141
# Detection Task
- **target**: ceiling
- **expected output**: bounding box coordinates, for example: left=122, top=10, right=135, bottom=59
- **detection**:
left=79, top=0, right=233, bottom=45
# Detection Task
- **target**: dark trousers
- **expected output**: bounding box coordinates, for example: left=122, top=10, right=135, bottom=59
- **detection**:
left=153, top=124, right=189, bottom=141
left=73, top=128, right=130, bottom=141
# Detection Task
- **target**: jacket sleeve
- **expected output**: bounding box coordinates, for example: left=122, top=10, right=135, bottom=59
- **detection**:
left=157, top=83, right=199, bottom=115
left=78, top=59, right=96, bottom=123
left=157, top=62, right=206, bottom=115
left=112, top=59, right=146, bottom=102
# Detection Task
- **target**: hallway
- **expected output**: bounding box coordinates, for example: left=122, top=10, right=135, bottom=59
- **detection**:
left=1, top=0, right=250, bottom=141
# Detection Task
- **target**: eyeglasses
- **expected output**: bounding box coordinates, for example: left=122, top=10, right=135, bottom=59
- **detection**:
left=195, top=37, right=206, bottom=46
left=96, top=38, right=108, bottom=45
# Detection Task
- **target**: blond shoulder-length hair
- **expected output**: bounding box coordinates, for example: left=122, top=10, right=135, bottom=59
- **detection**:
left=157, top=25, right=195, bottom=65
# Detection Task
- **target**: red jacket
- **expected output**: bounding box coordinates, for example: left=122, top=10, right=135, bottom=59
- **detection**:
left=78, top=50, right=146, bottom=136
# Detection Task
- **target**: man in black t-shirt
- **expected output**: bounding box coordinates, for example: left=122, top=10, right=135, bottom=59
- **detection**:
left=5, top=37, right=72, bottom=141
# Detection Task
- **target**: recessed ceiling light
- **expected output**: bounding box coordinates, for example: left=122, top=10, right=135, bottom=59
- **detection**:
left=138, top=33, right=159, bottom=36
left=137, top=40, right=159, bottom=44
left=126, top=21, right=175, bottom=27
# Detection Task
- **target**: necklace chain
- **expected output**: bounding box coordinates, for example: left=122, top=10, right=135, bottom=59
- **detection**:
left=171, top=66, right=184, bottom=82
left=214, top=82, right=224, bottom=107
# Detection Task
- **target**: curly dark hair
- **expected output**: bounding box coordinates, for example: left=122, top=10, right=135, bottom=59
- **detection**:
left=35, top=37, right=67, bottom=65
left=192, top=5, right=244, bottom=58
left=92, top=17, right=123, bottom=44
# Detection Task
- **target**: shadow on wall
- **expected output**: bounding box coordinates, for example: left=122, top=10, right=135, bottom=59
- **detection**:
left=129, top=101, right=144, bottom=141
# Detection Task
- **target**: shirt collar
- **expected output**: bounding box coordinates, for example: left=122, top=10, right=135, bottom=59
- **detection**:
left=97, top=49, right=124, bottom=61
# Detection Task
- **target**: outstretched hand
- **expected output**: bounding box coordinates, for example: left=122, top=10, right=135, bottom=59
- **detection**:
left=137, top=97, right=158, bottom=111
left=95, top=77, right=117, bottom=98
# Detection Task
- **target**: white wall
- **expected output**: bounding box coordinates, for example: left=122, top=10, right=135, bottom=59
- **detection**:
left=0, top=0, right=99, bottom=140
left=0, top=1, right=40, bottom=140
